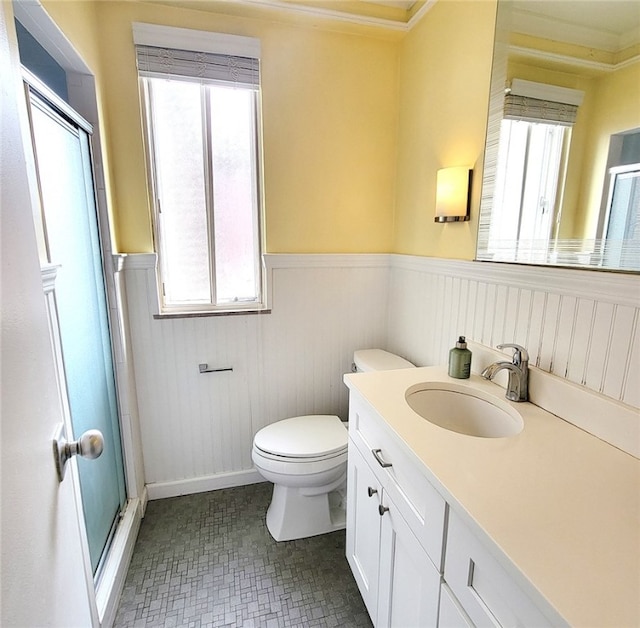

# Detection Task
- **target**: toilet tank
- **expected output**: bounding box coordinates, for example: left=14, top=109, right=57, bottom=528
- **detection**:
left=353, top=349, right=415, bottom=373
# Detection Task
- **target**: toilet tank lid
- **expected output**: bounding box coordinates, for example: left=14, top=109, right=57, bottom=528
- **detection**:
left=354, top=349, right=415, bottom=372
left=254, top=415, right=347, bottom=458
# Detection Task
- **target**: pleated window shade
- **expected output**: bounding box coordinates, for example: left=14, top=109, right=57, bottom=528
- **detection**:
left=504, top=78, right=583, bottom=126
left=503, top=94, right=579, bottom=126
left=135, top=44, right=260, bottom=90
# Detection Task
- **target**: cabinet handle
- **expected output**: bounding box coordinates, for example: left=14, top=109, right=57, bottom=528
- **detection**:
left=378, top=504, right=389, bottom=516
left=367, top=486, right=378, bottom=497
left=372, top=448, right=392, bottom=468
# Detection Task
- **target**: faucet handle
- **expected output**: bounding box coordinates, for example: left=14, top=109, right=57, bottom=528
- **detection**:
left=496, top=343, right=529, bottom=366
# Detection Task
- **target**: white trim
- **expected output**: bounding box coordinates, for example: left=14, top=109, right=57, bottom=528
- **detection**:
left=511, top=6, right=636, bottom=53
left=24, top=69, right=94, bottom=134
left=406, top=0, right=437, bottom=30
left=132, top=22, right=261, bottom=58
left=389, top=254, right=640, bottom=308
left=124, top=252, right=639, bottom=308
left=13, top=0, right=90, bottom=73
left=231, top=0, right=408, bottom=31
left=146, top=469, right=264, bottom=500
left=95, top=498, right=143, bottom=628
left=509, top=45, right=640, bottom=74
left=41, top=264, right=59, bottom=293
left=120, top=253, right=157, bottom=271
left=510, top=78, right=584, bottom=106
left=112, top=254, right=126, bottom=273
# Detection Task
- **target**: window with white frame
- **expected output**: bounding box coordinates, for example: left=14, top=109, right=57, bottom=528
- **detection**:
left=134, top=24, right=264, bottom=313
left=486, top=79, right=583, bottom=263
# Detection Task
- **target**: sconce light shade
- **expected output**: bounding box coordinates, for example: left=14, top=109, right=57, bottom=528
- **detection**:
left=435, top=166, right=472, bottom=222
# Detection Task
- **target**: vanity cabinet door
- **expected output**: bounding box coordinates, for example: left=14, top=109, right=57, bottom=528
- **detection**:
left=349, top=394, right=447, bottom=570
left=438, top=583, right=473, bottom=628
left=445, top=510, right=553, bottom=628
left=346, top=442, right=383, bottom=622
left=377, top=492, right=441, bottom=628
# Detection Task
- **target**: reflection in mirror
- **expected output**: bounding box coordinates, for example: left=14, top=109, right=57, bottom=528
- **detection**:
left=477, top=0, right=640, bottom=271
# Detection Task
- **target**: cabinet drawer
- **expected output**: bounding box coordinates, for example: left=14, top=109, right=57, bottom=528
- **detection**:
left=349, top=396, right=446, bottom=571
left=445, top=510, right=553, bottom=627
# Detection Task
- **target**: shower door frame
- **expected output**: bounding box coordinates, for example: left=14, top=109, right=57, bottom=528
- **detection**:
left=12, top=3, right=147, bottom=625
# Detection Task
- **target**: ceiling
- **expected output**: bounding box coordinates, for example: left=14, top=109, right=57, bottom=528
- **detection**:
left=511, top=0, right=640, bottom=52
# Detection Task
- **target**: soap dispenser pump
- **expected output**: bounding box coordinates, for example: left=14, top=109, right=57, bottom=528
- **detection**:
left=448, top=336, right=472, bottom=379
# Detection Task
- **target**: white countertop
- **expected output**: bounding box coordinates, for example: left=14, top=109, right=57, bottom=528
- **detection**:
left=344, top=366, right=640, bottom=628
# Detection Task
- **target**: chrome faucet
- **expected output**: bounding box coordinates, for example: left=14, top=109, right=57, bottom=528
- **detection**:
left=481, top=343, right=529, bottom=402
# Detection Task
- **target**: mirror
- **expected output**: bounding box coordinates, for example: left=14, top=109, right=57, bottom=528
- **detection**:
left=477, top=0, right=640, bottom=271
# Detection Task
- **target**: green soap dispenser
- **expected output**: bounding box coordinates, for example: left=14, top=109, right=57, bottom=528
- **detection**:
left=448, top=336, right=472, bottom=379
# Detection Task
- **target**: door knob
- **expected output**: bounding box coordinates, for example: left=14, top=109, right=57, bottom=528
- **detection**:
left=53, top=423, right=104, bottom=481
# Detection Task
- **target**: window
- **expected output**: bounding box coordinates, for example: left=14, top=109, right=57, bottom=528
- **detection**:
left=135, top=24, right=264, bottom=313
left=485, top=78, right=582, bottom=263
left=601, top=163, right=640, bottom=269
left=491, top=118, right=570, bottom=260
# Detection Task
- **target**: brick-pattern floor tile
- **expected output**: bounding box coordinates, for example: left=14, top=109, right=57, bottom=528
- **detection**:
left=113, top=483, right=372, bottom=627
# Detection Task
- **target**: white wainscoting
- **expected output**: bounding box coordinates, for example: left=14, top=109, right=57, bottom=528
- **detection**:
left=123, top=254, right=390, bottom=498
left=123, top=253, right=639, bottom=498
left=387, top=255, right=640, bottom=409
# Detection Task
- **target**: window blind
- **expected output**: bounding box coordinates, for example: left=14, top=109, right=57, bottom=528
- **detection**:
left=503, top=94, right=578, bottom=126
left=135, top=44, right=260, bottom=89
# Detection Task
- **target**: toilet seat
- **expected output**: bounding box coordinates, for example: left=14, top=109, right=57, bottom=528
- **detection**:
left=254, top=415, right=347, bottom=459
left=252, top=446, right=347, bottom=478
left=253, top=447, right=347, bottom=464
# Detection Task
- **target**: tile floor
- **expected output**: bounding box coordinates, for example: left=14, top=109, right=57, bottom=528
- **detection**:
left=113, top=482, right=372, bottom=627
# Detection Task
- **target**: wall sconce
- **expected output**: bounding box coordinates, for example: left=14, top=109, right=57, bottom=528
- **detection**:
left=434, top=166, right=472, bottom=223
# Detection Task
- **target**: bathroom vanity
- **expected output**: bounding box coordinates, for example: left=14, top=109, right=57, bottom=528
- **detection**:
left=343, top=366, right=639, bottom=627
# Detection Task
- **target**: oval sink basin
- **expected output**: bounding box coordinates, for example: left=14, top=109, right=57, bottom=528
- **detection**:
left=405, top=382, right=524, bottom=438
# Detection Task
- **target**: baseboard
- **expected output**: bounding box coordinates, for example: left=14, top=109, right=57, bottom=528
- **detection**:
left=139, top=484, right=149, bottom=516
left=96, top=498, right=143, bottom=628
left=146, top=469, right=265, bottom=500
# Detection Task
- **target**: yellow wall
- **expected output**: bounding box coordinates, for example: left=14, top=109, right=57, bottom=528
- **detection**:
left=41, top=1, right=123, bottom=246
left=392, top=0, right=496, bottom=259
left=577, top=61, right=640, bottom=240
left=503, top=57, right=640, bottom=242
left=44, top=0, right=399, bottom=254
left=40, top=0, right=497, bottom=257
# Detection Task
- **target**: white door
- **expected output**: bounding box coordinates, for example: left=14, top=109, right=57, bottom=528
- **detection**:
left=377, top=492, right=441, bottom=628
left=346, top=443, right=382, bottom=623
left=0, top=4, right=96, bottom=626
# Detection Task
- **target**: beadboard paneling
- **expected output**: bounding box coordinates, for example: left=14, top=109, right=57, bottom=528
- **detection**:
left=387, top=256, right=640, bottom=409
left=123, top=253, right=639, bottom=496
left=123, top=255, right=389, bottom=493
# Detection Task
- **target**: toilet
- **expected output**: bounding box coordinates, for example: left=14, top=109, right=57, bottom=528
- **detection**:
left=252, top=349, right=415, bottom=541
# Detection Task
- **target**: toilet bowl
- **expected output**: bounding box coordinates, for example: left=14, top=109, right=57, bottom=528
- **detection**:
left=252, top=349, right=415, bottom=542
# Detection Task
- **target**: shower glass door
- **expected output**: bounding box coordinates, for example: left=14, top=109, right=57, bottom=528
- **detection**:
left=28, top=87, right=126, bottom=576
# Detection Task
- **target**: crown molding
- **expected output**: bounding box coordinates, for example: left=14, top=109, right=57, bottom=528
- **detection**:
left=509, top=44, right=640, bottom=74
left=511, top=6, right=638, bottom=54
left=214, top=0, right=436, bottom=32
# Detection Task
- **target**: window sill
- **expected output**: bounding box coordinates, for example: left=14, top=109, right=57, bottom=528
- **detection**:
left=153, top=307, right=271, bottom=320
